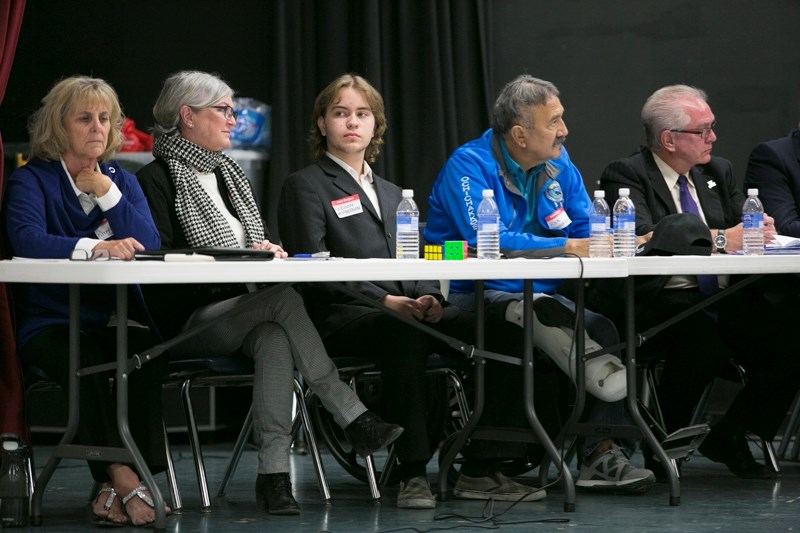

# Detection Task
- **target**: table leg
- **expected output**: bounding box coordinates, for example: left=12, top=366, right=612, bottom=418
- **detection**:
left=30, top=284, right=81, bottom=525
left=522, top=281, right=575, bottom=512
left=624, top=277, right=680, bottom=506
left=437, top=281, right=487, bottom=499
left=114, top=285, right=167, bottom=530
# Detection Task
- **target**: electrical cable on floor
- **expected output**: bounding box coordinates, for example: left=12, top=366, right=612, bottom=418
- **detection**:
left=375, top=471, right=569, bottom=533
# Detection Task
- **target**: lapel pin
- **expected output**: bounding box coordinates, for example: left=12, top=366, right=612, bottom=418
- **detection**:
left=707, top=180, right=717, bottom=189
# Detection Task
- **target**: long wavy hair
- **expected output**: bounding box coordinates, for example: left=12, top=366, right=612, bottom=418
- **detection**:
left=309, top=74, right=387, bottom=163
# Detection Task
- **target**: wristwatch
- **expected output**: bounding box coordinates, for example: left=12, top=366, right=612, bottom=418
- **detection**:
left=714, top=229, right=727, bottom=253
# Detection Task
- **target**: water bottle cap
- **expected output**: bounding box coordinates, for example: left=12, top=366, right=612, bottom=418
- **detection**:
left=594, top=190, right=605, bottom=198
left=2, top=441, right=19, bottom=451
left=402, top=189, right=414, bottom=198
left=482, top=189, right=494, bottom=198
left=618, top=188, right=630, bottom=196
left=747, top=188, right=758, bottom=196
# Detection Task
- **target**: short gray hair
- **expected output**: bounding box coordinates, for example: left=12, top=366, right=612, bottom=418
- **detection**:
left=490, top=75, right=560, bottom=135
left=151, top=71, right=234, bottom=138
left=642, top=84, right=708, bottom=150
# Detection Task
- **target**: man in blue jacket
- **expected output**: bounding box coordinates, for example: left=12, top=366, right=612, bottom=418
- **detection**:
left=425, top=75, right=654, bottom=493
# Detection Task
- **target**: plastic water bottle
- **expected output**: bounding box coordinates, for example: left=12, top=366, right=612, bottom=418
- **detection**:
left=742, top=188, right=765, bottom=256
left=0, top=435, right=31, bottom=528
left=477, top=189, right=500, bottom=259
left=395, top=189, right=420, bottom=259
left=612, top=188, right=636, bottom=257
left=589, top=190, right=611, bottom=258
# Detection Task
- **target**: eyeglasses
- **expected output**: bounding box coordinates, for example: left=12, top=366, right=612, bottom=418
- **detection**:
left=669, top=121, right=717, bottom=140
left=208, top=105, right=238, bottom=121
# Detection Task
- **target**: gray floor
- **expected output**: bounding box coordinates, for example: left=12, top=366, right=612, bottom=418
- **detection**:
left=22, top=435, right=800, bottom=532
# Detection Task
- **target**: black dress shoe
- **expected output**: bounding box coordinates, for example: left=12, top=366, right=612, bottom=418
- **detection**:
left=344, top=411, right=404, bottom=457
left=255, top=473, right=301, bottom=515
left=699, top=424, right=778, bottom=480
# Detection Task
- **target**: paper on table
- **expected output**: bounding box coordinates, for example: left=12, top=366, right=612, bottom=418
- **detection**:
left=767, top=234, right=800, bottom=248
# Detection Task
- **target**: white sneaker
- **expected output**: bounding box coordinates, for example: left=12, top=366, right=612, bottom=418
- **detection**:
left=577, top=444, right=655, bottom=494
left=453, top=472, right=546, bottom=502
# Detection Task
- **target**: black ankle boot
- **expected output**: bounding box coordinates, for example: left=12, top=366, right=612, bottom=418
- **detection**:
left=255, top=473, right=301, bottom=515
left=344, top=411, right=404, bottom=457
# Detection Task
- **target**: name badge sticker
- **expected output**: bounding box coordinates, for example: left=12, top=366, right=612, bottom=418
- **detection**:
left=545, top=207, right=571, bottom=230
left=331, top=194, right=363, bottom=218
left=95, top=219, right=114, bottom=240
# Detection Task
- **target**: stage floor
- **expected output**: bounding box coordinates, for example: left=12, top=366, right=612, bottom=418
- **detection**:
left=26, top=437, right=800, bottom=532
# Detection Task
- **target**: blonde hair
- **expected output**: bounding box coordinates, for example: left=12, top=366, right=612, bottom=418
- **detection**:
left=309, top=74, right=387, bottom=163
left=28, top=76, right=125, bottom=162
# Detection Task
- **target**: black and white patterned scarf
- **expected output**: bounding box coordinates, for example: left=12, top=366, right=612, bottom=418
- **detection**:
left=153, top=135, right=265, bottom=248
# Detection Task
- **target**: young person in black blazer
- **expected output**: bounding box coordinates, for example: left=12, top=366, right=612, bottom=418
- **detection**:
left=279, top=74, right=552, bottom=508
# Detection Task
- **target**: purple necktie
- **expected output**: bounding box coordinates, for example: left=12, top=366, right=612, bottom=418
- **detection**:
left=678, top=175, right=719, bottom=300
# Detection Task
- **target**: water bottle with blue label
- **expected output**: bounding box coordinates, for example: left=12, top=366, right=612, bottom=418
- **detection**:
left=477, top=189, right=500, bottom=259
left=395, top=190, right=419, bottom=259
left=612, top=188, right=636, bottom=257
left=742, top=188, right=765, bottom=256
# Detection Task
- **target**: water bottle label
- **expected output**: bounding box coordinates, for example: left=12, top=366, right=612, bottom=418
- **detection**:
left=590, top=214, right=608, bottom=232
left=614, top=213, right=635, bottom=230
left=478, top=215, right=499, bottom=232
left=742, top=213, right=763, bottom=230
left=396, top=215, right=418, bottom=232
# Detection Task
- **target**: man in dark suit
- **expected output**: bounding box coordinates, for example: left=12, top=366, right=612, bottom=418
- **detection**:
left=279, top=74, right=546, bottom=509
left=745, top=127, right=800, bottom=237
left=743, top=127, right=800, bottom=308
left=596, top=84, right=800, bottom=479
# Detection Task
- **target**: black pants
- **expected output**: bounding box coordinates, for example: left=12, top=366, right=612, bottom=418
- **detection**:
left=323, top=306, right=472, bottom=464
left=323, top=305, right=562, bottom=464
left=641, top=287, right=800, bottom=440
left=21, top=326, right=168, bottom=483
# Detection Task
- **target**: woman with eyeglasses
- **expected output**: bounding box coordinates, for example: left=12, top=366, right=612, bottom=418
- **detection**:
left=4, top=75, right=168, bottom=526
left=136, top=70, right=402, bottom=515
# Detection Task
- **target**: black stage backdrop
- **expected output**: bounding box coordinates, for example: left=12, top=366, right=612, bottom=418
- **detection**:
left=2, top=1, right=799, bottom=240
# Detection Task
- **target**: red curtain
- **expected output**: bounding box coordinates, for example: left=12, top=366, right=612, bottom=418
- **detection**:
left=0, top=0, right=27, bottom=439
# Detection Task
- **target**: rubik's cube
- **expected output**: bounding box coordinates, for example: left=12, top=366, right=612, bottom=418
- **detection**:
left=424, top=244, right=443, bottom=260
left=444, top=241, right=468, bottom=260
left=424, top=241, right=468, bottom=260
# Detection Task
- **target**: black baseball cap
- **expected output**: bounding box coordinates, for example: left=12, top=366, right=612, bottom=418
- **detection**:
left=636, top=213, right=713, bottom=256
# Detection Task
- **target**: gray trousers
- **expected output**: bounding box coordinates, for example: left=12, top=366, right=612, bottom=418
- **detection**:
left=174, top=285, right=366, bottom=473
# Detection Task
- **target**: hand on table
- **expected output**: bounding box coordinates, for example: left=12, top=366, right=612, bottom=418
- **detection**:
left=252, top=240, right=288, bottom=258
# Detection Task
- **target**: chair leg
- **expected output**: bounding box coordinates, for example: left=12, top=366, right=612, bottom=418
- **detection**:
left=217, top=405, right=254, bottom=498
left=162, top=421, right=183, bottom=512
left=378, top=445, right=398, bottom=487
left=340, top=372, right=383, bottom=502
left=294, top=381, right=331, bottom=503
left=181, top=379, right=211, bottom=510
left=292, top=374, right=308, bottom=455
left=762, top=439, right=781, bottom=473
left=364, top=455, right=382, bottom=503
left=777, top=393, right=800, bottom=459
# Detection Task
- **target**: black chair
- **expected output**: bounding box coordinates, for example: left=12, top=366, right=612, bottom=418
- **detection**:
left=162, top=356, right=333, bottom=509
left=307, top=353, right=473, bottom=491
